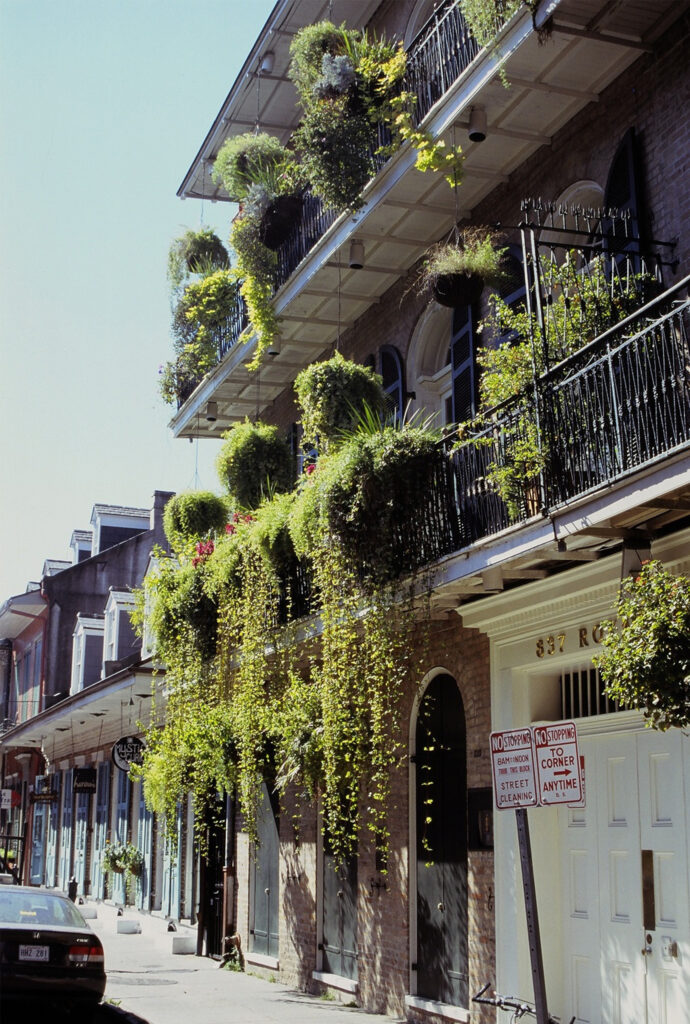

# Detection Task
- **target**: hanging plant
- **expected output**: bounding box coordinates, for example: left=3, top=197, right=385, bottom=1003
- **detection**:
left=212, top=132, right=299, bottom=204
left=167, top=228, right=229, bottom=292
left=163, top=491, right=228, bottom=552
left=216, top=420, right=294, bottom=509
left=294, top=351, right=386, bottom=452
left=102, top=841, right=144, bottom=877
left=419, top=228, right=510, bottom=308
left=593, top=561, right=690, bottom=730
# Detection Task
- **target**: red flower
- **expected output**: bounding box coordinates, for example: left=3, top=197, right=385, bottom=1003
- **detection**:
left=305, top=463, right=316, bottom=476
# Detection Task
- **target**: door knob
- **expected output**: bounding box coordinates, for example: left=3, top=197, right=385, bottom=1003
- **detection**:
left=437, top=902, right=445, bottom=912
left=641, top=933, right=653, bottom=956
left=264, top=887, right=270, bottom=895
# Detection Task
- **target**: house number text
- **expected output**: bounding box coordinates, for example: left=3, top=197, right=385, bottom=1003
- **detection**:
left=536, top=624, right=604, bottom=658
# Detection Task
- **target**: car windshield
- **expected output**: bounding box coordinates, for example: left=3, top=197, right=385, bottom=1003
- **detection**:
left=0, top=891, right=88, bottom=928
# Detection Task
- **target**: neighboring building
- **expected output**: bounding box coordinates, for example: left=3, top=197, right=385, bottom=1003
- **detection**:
left=165, top=3, right=690, bottom=1024
left=0, top=491, right=189, bottom=914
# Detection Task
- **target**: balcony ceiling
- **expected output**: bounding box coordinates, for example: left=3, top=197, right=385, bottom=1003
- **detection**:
left=172, top=0, right=688, bottom=439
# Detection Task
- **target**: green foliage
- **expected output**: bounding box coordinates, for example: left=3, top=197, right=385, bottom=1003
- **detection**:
left=420, top=229, right=510, bottom=293
left=459, top=0, right=523, bottom=49
left=594, top=561, right=690, bottom=730
left=454, top=251, right=659, bottom=515
left=160, top=269, right=241, bottom=405
left=229, top=213, right=280, bottom=369
left=143, top=356, right=432, bottom=864
left=291, top=422, right=444, bottom=586
left=212, top=132, right=299, bottom=204
left=293, top=95, right=377, bottom=211
left=101, top=840, right=144, bottom=876
left=289, top=21, right=419, bottom=211
left=168, top=228, right=229, bottom=293
left=163, top=491, right=228, bottom=552
left=288, top=21, right=350, bottom=101
left=294, top=351, right=386, bottom=451
left=216, top=420, right=293, bottom=509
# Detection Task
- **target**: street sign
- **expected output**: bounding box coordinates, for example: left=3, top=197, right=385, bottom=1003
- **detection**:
left=490, top=727, right=538, bottom=809
left=533, top=720, right=583, bottom=805
left=1, top=789, right=11, bottom=811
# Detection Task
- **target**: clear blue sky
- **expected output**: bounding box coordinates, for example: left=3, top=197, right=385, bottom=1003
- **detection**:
left=0, top=0, right=274, bottom=597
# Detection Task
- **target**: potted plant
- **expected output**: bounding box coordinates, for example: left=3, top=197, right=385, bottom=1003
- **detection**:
left=420, top=228, right=510, bottom=308
left=212, top=132, right=304, bottom=251
left=101, top=840, right=144, bottom=877
left=216, top=420, right=294, bottom=510
left=294, top=351, right=386, bottom=452
left=168, top=228, right=229, bottom=284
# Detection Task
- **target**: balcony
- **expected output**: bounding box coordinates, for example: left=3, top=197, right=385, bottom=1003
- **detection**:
left=267, top=277, right=690, bottom=620
left=172, top=0, right=685, bottom=437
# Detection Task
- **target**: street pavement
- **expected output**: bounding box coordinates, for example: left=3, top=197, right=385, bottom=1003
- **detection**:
left=88, top=901, right=402, bottom=1024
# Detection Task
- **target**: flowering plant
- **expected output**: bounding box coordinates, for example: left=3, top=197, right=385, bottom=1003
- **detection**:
left=101, top=840, right=144, bottom=876
left=594, top=560, right=690, bottom=730
left=192, top=539, right=215, bottom=568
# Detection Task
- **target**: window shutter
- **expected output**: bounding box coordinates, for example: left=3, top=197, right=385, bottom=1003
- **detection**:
left=451, top=305, right=476, bottom=424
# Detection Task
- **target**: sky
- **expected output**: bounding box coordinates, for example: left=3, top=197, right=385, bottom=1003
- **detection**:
left=0, top=0, right=275, bottom=597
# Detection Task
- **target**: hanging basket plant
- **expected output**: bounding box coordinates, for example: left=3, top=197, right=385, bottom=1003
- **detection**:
left=216, top=420, right=294, bottom=510
left=594, top=560, right=690, bottom=730
left=420, top=228, right=510, bottom=308
left=294, top=351, right=386, bottom=452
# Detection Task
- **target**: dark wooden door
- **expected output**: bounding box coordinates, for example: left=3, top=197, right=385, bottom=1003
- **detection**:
left=416, top=674, right=468, bottom=1006
left=205, top=798, right=226, bottom=958
left=322, top=848, right=358, bottom=981
left=250, top=782, right=279, bottom=958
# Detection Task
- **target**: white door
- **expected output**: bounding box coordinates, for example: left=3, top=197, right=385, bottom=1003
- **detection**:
left=562, top=727, right=689, bottom=1024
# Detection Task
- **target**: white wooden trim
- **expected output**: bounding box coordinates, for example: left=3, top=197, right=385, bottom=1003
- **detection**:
left=312, top=971, right=357, bottom=995
left=405, top=994, right=470, bottom=1022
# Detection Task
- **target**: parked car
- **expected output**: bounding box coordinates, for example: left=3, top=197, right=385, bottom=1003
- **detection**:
left=0, top=886, right=105, bottom=1019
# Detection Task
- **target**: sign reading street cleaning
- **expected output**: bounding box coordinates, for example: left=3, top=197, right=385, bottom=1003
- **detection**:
left=491, top=720, right=584, bottom=809
left=533, top=721, right=582, bottom=805
left=490, top=728, right=538, bottom=809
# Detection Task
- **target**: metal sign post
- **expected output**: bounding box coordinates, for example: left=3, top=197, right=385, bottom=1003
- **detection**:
left=515, top=807, right=549, bottom=1024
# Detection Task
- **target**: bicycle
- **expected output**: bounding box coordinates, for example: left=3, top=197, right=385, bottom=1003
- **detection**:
left=473, top=983, right=575, bottom=1024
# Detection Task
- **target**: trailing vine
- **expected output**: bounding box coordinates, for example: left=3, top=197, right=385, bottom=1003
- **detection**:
left=139, top=356, right=438, bottom=863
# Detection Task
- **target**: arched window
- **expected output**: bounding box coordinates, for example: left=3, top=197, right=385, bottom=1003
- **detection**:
left=380, top=345, right=405, bottom=422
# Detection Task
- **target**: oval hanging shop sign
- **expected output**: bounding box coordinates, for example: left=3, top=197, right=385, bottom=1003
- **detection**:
left=112, top=735, right=146, bottom=772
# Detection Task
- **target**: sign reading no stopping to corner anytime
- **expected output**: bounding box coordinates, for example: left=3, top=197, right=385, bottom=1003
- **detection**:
left=533, top=721, right=582, bottom=805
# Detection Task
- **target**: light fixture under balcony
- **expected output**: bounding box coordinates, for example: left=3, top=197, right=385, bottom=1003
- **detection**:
left=266, top=336, right=281, bottom=357
left=349, top=239, right=365, bottom=269
left=205, top=400, right=218, bottom=422
left=259, top=51, right=275, bottom=75
left=468, top=106, right=487, bottom=143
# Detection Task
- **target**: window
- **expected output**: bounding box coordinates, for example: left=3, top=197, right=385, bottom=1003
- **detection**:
left=70, top=616, right=104, bottom=694
left=102, top=591, right=137, bottom=675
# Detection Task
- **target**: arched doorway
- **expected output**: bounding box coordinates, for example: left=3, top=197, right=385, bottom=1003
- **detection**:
left=414, top=673, right=468, bottom=1006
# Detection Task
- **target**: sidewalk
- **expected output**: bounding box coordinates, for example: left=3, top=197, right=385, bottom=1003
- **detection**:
left=88, top=902, right=402, bottom=1024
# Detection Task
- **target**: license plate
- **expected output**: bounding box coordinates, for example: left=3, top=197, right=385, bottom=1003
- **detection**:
left=19, top=944, right=49, bottom=962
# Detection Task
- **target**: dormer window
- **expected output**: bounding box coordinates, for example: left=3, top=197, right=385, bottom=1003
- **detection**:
left=70, top=615, right=104, bottom=695
left=102, top=591, right=138, bottom=676
left=70, top=530, right=93, bottom=564
left=90, top=504, right=150, bottom=555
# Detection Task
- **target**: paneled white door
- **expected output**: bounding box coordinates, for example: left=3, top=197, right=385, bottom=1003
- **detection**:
left=562, top=728, right=688, bottom=1024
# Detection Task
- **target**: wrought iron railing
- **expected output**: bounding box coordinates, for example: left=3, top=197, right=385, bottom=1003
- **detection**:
left=447, top=278, right=690, bottom=542
left=176, top=292, right=249, bottom=408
